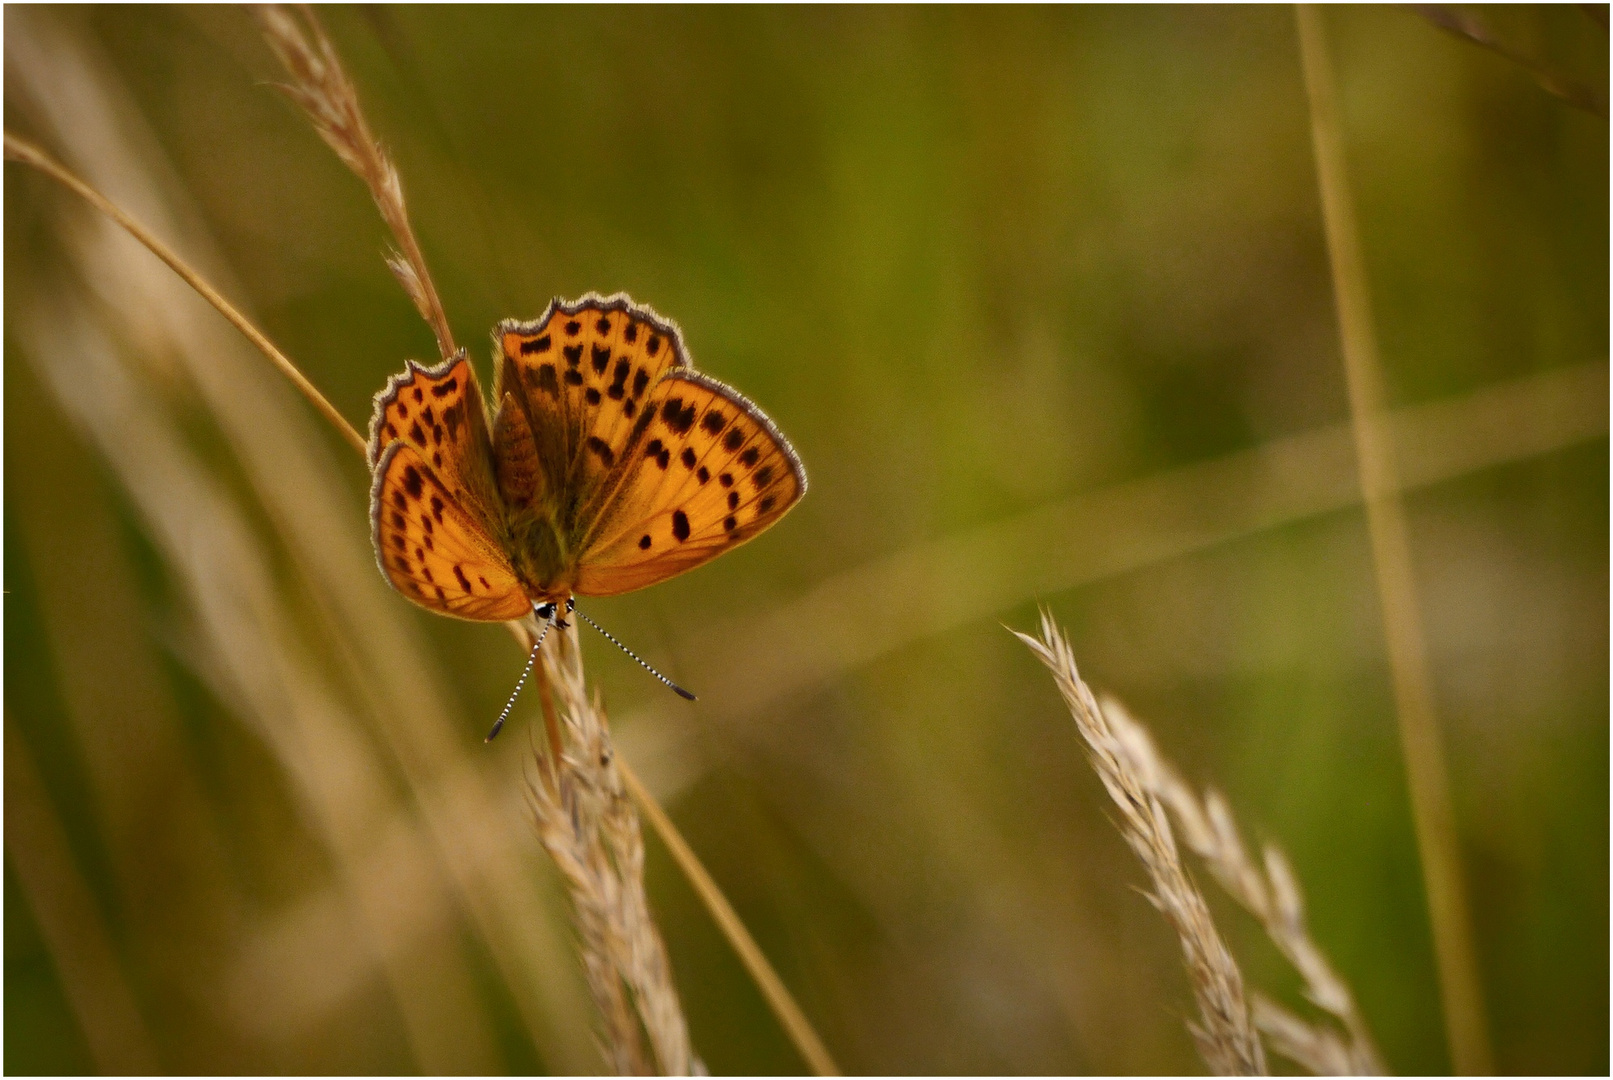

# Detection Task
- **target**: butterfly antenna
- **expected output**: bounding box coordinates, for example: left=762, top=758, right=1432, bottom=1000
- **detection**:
left=572, top=606, right=697, bottom=701
left=486, top=605, right=558, bottom=742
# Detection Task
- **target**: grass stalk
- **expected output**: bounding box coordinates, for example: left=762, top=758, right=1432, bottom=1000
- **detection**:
left=619, top=758, right=842, bottom=1076
left=1294, top=7, right=1492, bottom=1073
left=2, top=132, right=364, bottom=459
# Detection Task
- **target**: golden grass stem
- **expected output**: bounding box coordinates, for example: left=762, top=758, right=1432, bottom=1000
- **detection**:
left=619, top=759, right=842, bottom=1077
left=3, top=131, right=367, bottom=460
left=1294, top=7, right=1492, bottom=1074
left=7, top=116, right=837, bottom=1079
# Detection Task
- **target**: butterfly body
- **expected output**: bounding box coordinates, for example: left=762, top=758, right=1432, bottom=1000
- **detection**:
left=368, top=294, right=805, bottom=621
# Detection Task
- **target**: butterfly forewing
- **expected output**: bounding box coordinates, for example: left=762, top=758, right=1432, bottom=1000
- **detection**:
left=494, top=295, right=688, bottom=517
left=371, top=441, right=531, bottom=621
left=368, top=353, right=501, bottom=534
left=574, top=370, right=805, bottom=597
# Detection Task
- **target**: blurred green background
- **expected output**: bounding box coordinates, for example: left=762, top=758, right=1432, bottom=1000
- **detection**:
left=5, top=4, right=1606, bottom=1074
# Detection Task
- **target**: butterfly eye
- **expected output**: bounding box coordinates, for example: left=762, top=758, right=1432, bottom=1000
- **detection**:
left=535, top=601, right=557, bottom=620
left=566, top=597, right=576, bottom=613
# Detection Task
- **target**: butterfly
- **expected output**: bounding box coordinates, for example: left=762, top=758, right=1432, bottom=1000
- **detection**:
left=366, top=293, right=806, bottom=643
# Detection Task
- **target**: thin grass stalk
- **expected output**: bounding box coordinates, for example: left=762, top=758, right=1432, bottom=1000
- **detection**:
left=1294, top=7, right=1492, bottom=1073
left=1095, top=697, right=1383, bottom=1076
left=3, top=132, right=364, bottom=458
left=1406, top=4, right=1608, bottom=116
left=619, top=760, right=842, bottom=1076
left=1015, top=611, right=1267, bottom=1076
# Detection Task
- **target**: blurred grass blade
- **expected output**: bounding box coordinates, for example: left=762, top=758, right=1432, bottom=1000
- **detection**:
left=5, top=714, right=163, bottom=1075
left=1296, top=6, right=1492, bottom=1073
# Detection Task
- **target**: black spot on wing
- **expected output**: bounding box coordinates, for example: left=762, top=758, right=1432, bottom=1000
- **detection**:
left=521, top=335, right=551, bottom=354
left=702, top=410, right=726, bottom=434
left=586, top=436, right=615, bottom=466
left=591, top=345, right=610, bottom=374
left=402, top=465, right=424, bottom=499
left=738, top=446, right=760, bottom=468
left=672, top=510, right=691, bottom=541
left=723, top=428, right=745, bottom=451
left=430, top=377, right=458, bottom=398
left=661, top=398, right=697, bottom=435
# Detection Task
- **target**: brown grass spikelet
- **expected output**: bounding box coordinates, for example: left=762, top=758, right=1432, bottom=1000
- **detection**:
left=251, top=3, right=457, bottom=361
left=1014, top=610, right=1267, bottom=1076
left=526, top=618, right=698, bottom=1076
left=1018, top=607, right=1385, bottom=1076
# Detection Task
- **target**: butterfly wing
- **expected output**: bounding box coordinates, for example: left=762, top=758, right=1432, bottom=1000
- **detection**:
left=368, top=352, right=502, bottom=532
left=370, top=441, right=532, bottom=621
left=492, top=294, right=688, bottom=518
left=573, top=370, right=806, bottom=597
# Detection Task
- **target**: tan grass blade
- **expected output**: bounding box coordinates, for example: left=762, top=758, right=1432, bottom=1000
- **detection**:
left=1296, top=7, right=1492, bottom=1073
left=1015, top=612, right=1267, bottom=1076
left=5, top=714, right=163, bottom=1075
left=621, top=358, right=1608, bottom=799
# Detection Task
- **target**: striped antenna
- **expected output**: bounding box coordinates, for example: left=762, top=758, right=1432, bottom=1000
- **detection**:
left=486, top=603, right=558, bottom=741
left=572, top=605, right=697, bottom=701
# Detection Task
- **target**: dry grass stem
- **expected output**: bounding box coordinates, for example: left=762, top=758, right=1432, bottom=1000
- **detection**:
left=1296, top=7, right=1491, bottom=1072
left=3, top=131, right=366, bottom=458
left=1097, top=698, right=1384, bottom=1075
left=527, top=624, right=697, bottom=1076
left=1407, top=4, right=1608, bottom=116
left=252, top=3, right=457, bottom=361
left=1015, top=611, right=1267, bottom=1076
left=620, top=760, right=842, bottom=1077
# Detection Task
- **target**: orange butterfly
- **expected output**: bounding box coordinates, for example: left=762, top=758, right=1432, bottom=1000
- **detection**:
left=366, top=294, right=805, bottom=702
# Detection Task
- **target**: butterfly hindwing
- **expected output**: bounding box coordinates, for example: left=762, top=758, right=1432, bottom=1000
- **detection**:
left=574, top=370, right=806, bottom=597
left=368, top=352, right=501, bottom=533
left=370, top=441, right=531, bottom=621
left=494, top=294, right=688, bottom=516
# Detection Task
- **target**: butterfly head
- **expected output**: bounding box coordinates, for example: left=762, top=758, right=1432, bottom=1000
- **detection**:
left=534, top=596, right=575, bottom=629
